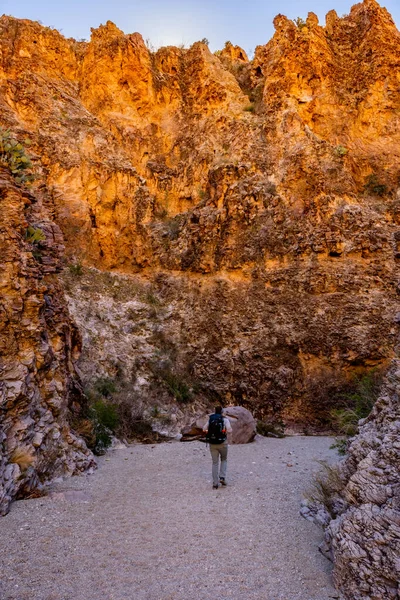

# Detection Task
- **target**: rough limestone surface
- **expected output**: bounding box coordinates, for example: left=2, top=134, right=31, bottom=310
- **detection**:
left=0, top=168, right=95, bottom=516
left=0, top=2, right=399, bottom=428
left=306, top=359, right=400, bottom=599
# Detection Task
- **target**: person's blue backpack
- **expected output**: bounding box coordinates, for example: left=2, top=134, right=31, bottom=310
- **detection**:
left=206, top=414, right=227, bottom=444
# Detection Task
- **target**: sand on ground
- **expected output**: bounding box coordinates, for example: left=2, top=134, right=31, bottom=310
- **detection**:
left=0, top=435, right=341, bottom=600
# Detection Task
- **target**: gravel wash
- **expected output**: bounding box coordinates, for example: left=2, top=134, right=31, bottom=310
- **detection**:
left=0, top=436, right=342, bottom=600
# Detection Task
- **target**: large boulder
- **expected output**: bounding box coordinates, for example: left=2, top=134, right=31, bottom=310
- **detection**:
left=181, top=406, right=256, bottom=444
left=223, top=406, right=257, bottom=444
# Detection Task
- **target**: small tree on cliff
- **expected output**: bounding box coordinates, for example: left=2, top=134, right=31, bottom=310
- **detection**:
left=293, top=17, right=307, bottom=29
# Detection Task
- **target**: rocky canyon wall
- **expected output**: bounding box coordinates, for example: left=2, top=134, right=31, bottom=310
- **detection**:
left=307, top=358, right=400, bottom=599
left=0, top=168, right=95, bottom=515
left=0, top=0, right=400, bottom=510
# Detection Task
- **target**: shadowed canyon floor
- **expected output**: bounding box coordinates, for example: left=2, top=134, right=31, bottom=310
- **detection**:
left=0, top=436, right=341, bottom=600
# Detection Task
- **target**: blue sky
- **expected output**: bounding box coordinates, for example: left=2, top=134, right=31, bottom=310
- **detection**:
left=1, top=0, right=399, bottom=54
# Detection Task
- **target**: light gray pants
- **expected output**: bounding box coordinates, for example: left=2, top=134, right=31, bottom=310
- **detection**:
left=209, top=442, right=228, bottom=486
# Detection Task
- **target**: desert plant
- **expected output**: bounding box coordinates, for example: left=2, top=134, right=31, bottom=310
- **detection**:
left=83, top=377, right=120, bottom=453
left=145, top=291, right=161, bottom=307
left=244, top=103, right=255, bottom=113
left=162, top=370, right=192, bottom=403
left=94, top=377, right=117, bottom=398
left=89, top=398, right=119, bottom=454
left=294, top=17, right=307, bottom=29
left=335, top=145, right=348, bottom=157
left=330, top=370, right=381, bottom=437
left=151, top=405, right=161, bottom=418
left=86, top=375, right=164, bottom=445
left=69, top=262, right=84, bottom=276
left=10, top=447, right=35, bottom=471
left=0, top=128, right=35, bottom=184
left=200, top=38, right=209, bottom=45
left=306, top=460, right=345, bottom=516
left=152, top=363, right=194, bottom=404
left=364, top=174, right=388, bottom=196
left=145, top=38, right=155, bottom=52
left=25, top=226, right=46, bottom=244
left=113, top=397, right=158, bottom=442
left=154, top=204, right=168, bottom=219
left=330, top=407, right=361, bottom=437
left=198, top=188, right=208, bottom=201
left=329, top=437, right=348, bottom=456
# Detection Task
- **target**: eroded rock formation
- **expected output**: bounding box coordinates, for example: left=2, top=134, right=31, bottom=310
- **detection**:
left=306, top=360, right=400, bottom=599
left=0, top=168, right=95, bottom=515
left=0, top=0, right=400, bottom=515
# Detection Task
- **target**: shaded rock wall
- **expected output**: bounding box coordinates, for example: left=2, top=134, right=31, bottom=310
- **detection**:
left=0, top=168, right=95, bottom=515
left=323, top=360, right=400, bottom=599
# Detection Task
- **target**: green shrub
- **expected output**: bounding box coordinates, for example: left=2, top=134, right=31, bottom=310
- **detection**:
left=330, top=370, right=380, bottom=437
left=25, top=226, right=45, bottom=244
left=0, top=128, right=35, bottom=184
left=145, top=291, right=161, bottom=306
left=335, top=145, right=348, bottom=157
left=152, top=363, right=194, bottom=404
left=244, top=103, right=255, bottom=113
left=32, top=249, right=43, bottom=262
left=94, top=377, right=117, bottom=398
left=91, top=398, right=119, bottom=431
left=151, top=405, right=161, bottom=418
left=329, top=370, right=381, bottom=454
left=113, top=398, right=159, bottom=442
left=331, top=407, right=360, bottom=437
left=329, top=438, right=347, bottom=456
left=293, top=17, right=307, bottom=29
left=200, top=38, right=209, bottom=46
left=162, top=370, right=192, bottom=403
left=85, top=376, right=163, bottom=445
left=364, top=174, right=388, bottom=197
left=89, top=398, right=119, bottom=455
left=198, top=188, right=208, bottom=201
left=69, top=263, right=84, bottom=276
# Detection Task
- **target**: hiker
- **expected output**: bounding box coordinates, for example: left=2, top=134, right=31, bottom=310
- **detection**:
left=203, top=406, right=232, bottom=489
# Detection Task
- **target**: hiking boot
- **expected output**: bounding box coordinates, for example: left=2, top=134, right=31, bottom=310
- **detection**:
left=212, top=484, right=219, bottom=489
left=219, top=478, right=227, bottom=486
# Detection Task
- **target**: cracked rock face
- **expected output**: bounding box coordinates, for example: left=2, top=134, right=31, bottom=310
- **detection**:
left=303, top=359, right=400, bottom=599
left=0, top=0, right=400, bottom=516
left=325, top=361, right=400, bottom=599
left=0, top=169, right=95, bottom=516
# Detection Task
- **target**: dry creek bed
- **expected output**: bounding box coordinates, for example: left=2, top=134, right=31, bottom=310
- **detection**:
left=0, top=435, right=343, bottom=600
